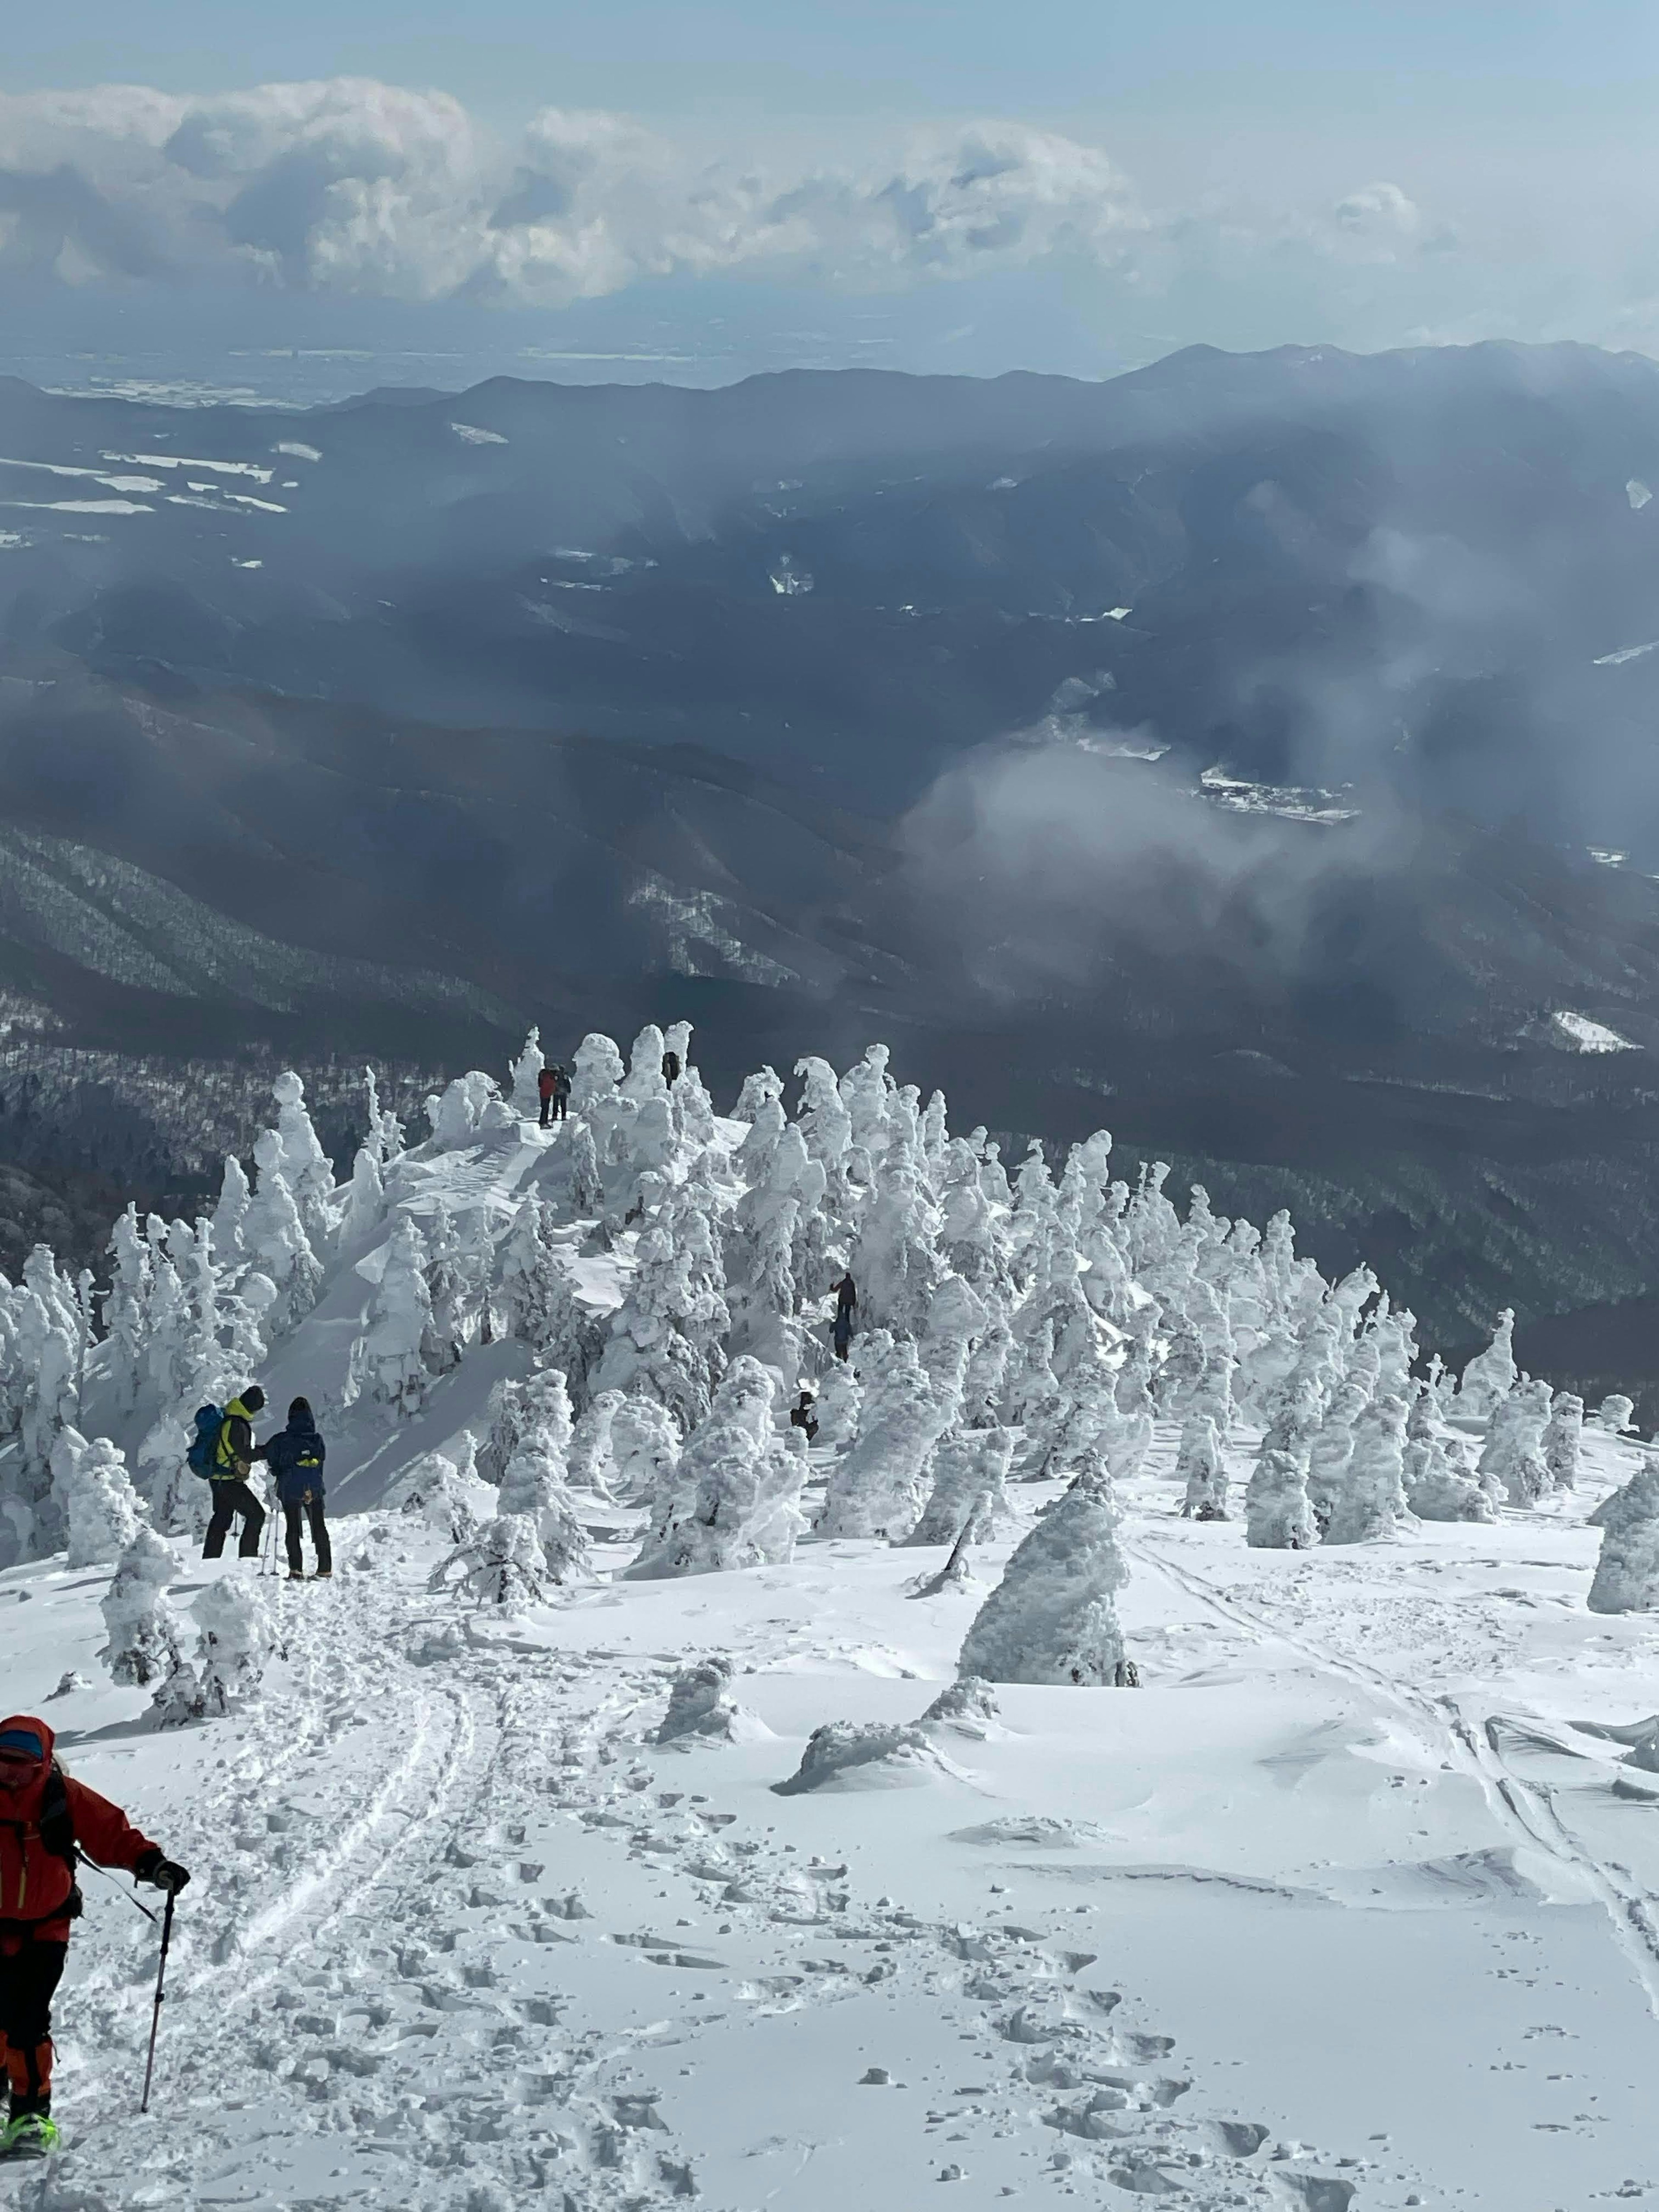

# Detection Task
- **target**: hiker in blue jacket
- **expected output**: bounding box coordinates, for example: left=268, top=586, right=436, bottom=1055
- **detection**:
left=263, top=1398, right=332, bottom=1583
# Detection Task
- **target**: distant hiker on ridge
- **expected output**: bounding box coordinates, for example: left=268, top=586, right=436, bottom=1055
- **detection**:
left=200, top=1386, right=267, bottom=1562
left=537, top=1061, right=556, bottom=1127
left=551, top=1062, right=571, bottom=1120
left=263, top=1396, right=332, bottom=1583
left=661, top=1048, right=682, bottom=1086
left=830, top=1272, right=857, bottom=1362
left=0, top=1716, right=188, bottom=2159
left=790, top=1390, right=819, bottom=1440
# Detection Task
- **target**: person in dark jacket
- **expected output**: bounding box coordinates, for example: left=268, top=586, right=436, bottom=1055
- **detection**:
left=263, top=1398, right=331, bottom=1582
left=661, top=1049, right=681, bottom=1086
left=537, top=1063, right=556, bottom=1127
left=202, top=1386, right=267, bottom=1561
left=0, top=1715, right=187, bottom=2156
left=830, top=1273, right=857, bottom=1362
left=789, top=1390, right=819, bottom=1440
left=551, top=1064, right=571, bottom=1119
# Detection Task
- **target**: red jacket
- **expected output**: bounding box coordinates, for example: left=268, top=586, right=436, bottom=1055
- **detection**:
left=537, top=1067, right=556, bottom=1100
left=0, top=1716, right=156, bottom=1941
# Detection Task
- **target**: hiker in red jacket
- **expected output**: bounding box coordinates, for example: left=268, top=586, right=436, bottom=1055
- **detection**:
left=537, top=1062, right=556, bottom=1127
left=0, top=1716, right=188, bottom=2157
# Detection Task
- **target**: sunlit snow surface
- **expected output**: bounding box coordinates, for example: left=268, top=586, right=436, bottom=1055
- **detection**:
left=450, top=421, right=509, bottom=445
left=10, top=1114, right=1659, bottom=2211
left=1547, top=1010, right=1641, bottom=1053
left=1592, top=640, right=1659, bottom=667
left=1199, top=766, right=1361, bottom=824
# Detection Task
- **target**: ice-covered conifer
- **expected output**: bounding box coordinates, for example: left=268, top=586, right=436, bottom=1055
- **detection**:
left=812, top=1359, right=861, bottom=1448
left=1324, top=1394, right=1410, bottom=1543
left=479, top=1367, right=573, bottom=1485
left=571, top=1032, right=625, bottom=1118
left=1245, top=1446, right=1318, bottom=1550
left=735, top=1096, right=786, bottom=1187
left=1305, top=1376, right=1369, bottom=1533
left=339, top=1139, right=385, bottom=1250
left=909, top=1426, right=1016, bottom=1547
left=734, top=1066, right=783, bottom=1122
left=1589, top=1465, right=1659, bottom=1612
left=920, top=1274, right=986, bottom=1397
left=385, top=1448, right=490, bottom=1545
left=137, top=1413, right=199, bottom=1539
left=1597, top=1394, right=1637, bottom=1433
left=354, top=1217, right=432, bottom=1416
left=957, top=1460, right=1133, bottom=1686
left=1177, top=1412, right=1227, bottom=1520
left=1402, top=1389, right=1493, bottom=1522
left=631, top=1356, right=804, bottom=1576
left=794, top=1054, right=853, bottom=1179
left=501, top=1197, right=603, bottom=1403
left=609, top=1394, right=681, bottom=1507
left=100, top=1526, right=183, bottom=1687
left=1478, top=1379, right=1553, bottom=1507
left=245, top=1129, right=323, bottom=1335
left=655, top=1656, right=767, bottom=1745
left=592, top=1181, right=729, bottom=1431
left=726, top=1125, right=824, bottom=1374
left=939, top=1141, right=1014, bottom=1303
left=498, top=1408, right=589, bottom=1585
left=671, top=1062, right=718, bottom=1150
left=271, top=1072, right=336, bottom=1252
left=623, top=1023, right=668, bottom=1105
left=159, top=1578, right=281, bottom=1722
left=510, top=1026, right=545, bottom=1117
left=1544, top=1392, right=1584, bottom=1491
left=422, top=1203, right=471, bottom=1375
left=960, top=1316, right=1012, bottom=1431
left=431, top=1513, right=550, bottom=1608
left=102, top=1204, right=152, bottom=1417
left=819, top=1332, right=954, bottom=1541
left=1459, top=1309, right=1517, bottom=1418
left=211, top=1155, right=250, bottom=1271
left=566, top=1120, right=604, bottom=1217
left=568, top=1389, right=622, bottom=1496
left=839, top=1044, right=894, bottom=1159
left=851, top=1147, right=942, bottom=1337
left=62, top=1433, right=143, bottom=1568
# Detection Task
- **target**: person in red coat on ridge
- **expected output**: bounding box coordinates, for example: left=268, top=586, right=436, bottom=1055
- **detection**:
left=0, top=1716, right=188, bottom=2157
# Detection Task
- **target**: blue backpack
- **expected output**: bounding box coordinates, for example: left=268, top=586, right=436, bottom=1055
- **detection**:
left=186, top=1404, right=226, bottom=1480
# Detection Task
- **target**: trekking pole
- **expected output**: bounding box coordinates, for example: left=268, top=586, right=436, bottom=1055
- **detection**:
left=139, top=1889, right=175, bottom=2115
left=75, top=1849, right=158, bottom=1924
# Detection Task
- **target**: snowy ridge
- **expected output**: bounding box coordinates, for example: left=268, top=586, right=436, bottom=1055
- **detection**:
left=0, top=1022, right=1657, bottom=2204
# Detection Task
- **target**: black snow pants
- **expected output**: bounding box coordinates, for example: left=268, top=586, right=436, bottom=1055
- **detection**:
left=283, top=1497, right=332, bottom=1578
left=203, top=1478, right=265, bottom=1560
left=0, top=1936, right=66, bottom=2113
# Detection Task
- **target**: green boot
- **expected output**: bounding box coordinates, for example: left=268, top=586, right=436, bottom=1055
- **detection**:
left=0, top=2110, right=59, bottom=2158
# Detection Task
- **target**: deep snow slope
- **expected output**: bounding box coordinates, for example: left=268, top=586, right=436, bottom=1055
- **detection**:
left=13, top=1418, right=1659, bottom=2211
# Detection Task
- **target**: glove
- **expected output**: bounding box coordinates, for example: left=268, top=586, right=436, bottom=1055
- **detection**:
left=135, top=1849, right=190, bottom=1894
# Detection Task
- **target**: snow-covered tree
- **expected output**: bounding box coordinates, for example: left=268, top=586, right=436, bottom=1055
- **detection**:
left=572, top=1032, right=625, bottom=1119
left=1477, top=1379, right=1553, bottom=1508
left=61, top=1434, right=143, bottom=1568
left=500, top=1197, right=601, bottom=1401
left=498, top=1426, right=590, bottom=1585
left=591, top=1182, right=729, bottom=1432
left=100, top=1526, right=184, bottom=1688
left=566, top=1121, right=604, bottom=1217
left=850, top=1147, right=942, bottom=1337
left=609, top=1395, right=681, bottom=1507
left=794, top=1055, right=853, bottom=1182
left=1402, top=1391, right=1492, bottom=1523
left=568, top=1389, right=621, bottom=1496
left=421, top=1203, right=472, bottom=1376
left=1597, top=1394, right=1637, bottom=1434
left=245, top=1129, right=323, bottom=1336
left=338, top=1140, right=385, bottom=1251
left=271, top=1072, right=337, bottom=1253
left=1458, top=1309, right=1516, bottom=1418
left=210, top=1154, right=250, bottom=1271
left=158, top=1579, right=281, bottom=1723
left=1324, top=1394, right=1410, bottom=1544
left=1245, top=1447, right=1318, bottom=1550
left=101, top=1204, right=152, bottom=1418
left=957, top=1461, right=1134, bottom=1686
left=726, top=1125, right=825, bottom=1375
left=1544, top=1392, right=1584, bottom=1491
left=431, top=1513, right=550, bottom=1608
left=1588, top=1465, right=1659, bottom=1614
left=734, top=1066, right=783, bottom=1122
left=655, top=1655, right=767, bottom=1745
left=1305, top=1376, right=1370, bottom=1535
left=510, top=1026, right=545, bottom=1116
left=909, top=1425, right=1016, bottom=1548
left=353, top=1217, right=432, bottom=1417
left=818, top=1332, right=954, bottom=1542
left=1177, top=1412, right=1227, bottom=1520
left=630, top=1357, right=804, bottom=1576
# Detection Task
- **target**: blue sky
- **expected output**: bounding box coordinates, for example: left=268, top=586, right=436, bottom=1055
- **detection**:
left=4, top=2, right=1659, bottom=395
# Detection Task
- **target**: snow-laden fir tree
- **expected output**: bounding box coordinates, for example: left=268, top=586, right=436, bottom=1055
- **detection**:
left=851, top=1146, right=942, bottom=1337
left=568, top=1388, right=622, bottom=1496
left=271, top=1071, right=337, bottom=1254
left=479, top=1367, right=575, bottom=1486
left=1477, top=1378, right=1553, bottom=1507
left=957, top=1459, right=1134, bottom=1686
left=734, top=1065, right=783, bottom=1122
left=158, top=1577, right=281, bottom=1723
left=353, top=1216, right=432, bottom=1416
left=211, top=1154, right=250, bottom=1271
left=726, top=1124, right=826, bottom=1375
left=338, top=1135, right=386, bottom=1251
left=1543, top=1391, right=1583, bottom=1492
left=100, top=1526, right=184, bottom=1688
left=818, top=1331, right=956, bottom=1542
left=1402, top=1388, right=1493, bottom=1522
left=1458, top=1309, right=1516, bottom=1419
left=1305, top=1375, right=1370, bottom=1535
left=501, top=1196, right=604, bottom=1405
left=793, top=1054, right=853, bottom=1183
left=245, top=1128, right=323, bottom=1335
left=909, top=1425, right=1016, bottom=1547
left=1323, top=1393, right=1410, bottom=1544
left=60, top=1433, right=143, bottom=1568
left=572, top=1031, right=625, bottom=1118
left=1588, top=1464, right=1659, bottom=1614
left=510, top=1026, right=545, bottom=1117
left=1177, top=1411, right=1227, bottom=1520
left=1245, top=1446, right=1319, bottom=1551
left=591, top=1178, right=729, bottom=1432
left=422, top=1203, right=471, bottom=1375
left=567, top=1120, right=604, bottom=1217
left=1597, top=1394, right=1637, bottom=1433
left=431, top=1512, right=550, bottom=1608
left=102, top=1204, right=153, bottom=1418
left=630, top=1356, right=805, bottom=1576
left=498, top=1382, right=590, bottom=1586
left=609, top=1394, right=681, bottom=1507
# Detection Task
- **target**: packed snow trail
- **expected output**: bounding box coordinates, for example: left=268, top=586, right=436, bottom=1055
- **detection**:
left=7, top=1521, right=1368, bottom=2212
